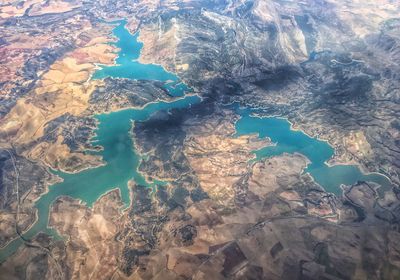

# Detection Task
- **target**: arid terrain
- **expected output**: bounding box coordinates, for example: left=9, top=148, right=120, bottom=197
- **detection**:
left=0, top=0, right=399, bottom=279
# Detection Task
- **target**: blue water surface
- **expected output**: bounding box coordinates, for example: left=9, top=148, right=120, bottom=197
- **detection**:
left=234, top=106, right=393, bottom=194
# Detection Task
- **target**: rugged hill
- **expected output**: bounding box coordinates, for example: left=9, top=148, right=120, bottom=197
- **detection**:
left=0, top=0, right=399, bottom=279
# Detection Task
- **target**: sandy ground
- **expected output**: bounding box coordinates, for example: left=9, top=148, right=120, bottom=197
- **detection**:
left=28, top=0, right=81, bottom=16
left=183, top=112, right=270, bottom=207
left=138, top=21, right=180, bottom=72
left=0, top=0, right=41, bottom=18
left=0, top=0, right=82, bottom=18
left=48, top=190, right=123, bottom=280
left=0, top=30, right=116, bottom=171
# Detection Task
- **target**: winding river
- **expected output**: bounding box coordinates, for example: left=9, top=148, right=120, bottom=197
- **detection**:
left=0, top=20, right=394, bottom=263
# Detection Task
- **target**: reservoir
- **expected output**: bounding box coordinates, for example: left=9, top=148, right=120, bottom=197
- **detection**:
left=234, top=106, right=393, bottom=194
left=0, top=19, right=394, bottom=263
left=0, top=20, right=199, bottom=262
left=92, top=20, right=190, bottom=96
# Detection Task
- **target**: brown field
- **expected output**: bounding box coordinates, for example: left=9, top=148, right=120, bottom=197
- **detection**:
left=0, top=31, right=116, bottom=171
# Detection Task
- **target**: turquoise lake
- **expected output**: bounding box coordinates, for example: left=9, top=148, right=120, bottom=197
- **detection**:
left=92, top=20, right=190, bottom=96
left=0, top=20, right=199, bottom=262
left=234, top=106, right=393, bottom=194
left=0, top=20, right=394, bottom=263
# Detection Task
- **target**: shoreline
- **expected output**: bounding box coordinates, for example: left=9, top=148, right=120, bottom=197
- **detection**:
left=0, top=15, right=199, bottom=263
left=243, top=111, right=394, bottom=185
left=0, top=164, right=63, bottom=251
left=93, top=92, right=202, bottom=116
